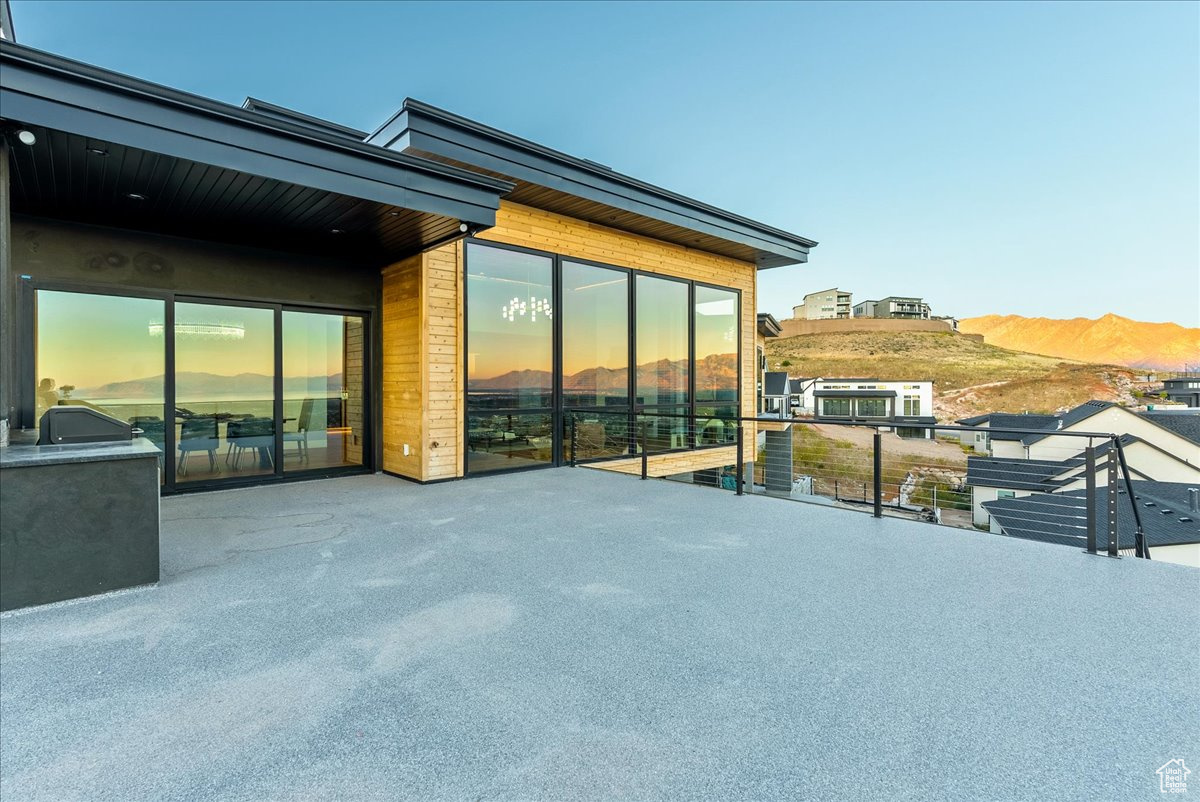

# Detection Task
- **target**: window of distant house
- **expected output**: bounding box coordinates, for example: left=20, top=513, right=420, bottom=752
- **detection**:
left=821, top=398, right=851, bottom=416
left=997, top=490, right=1016, bottom=499
left=857, top=398, right=888, bottom=417
left=904, top=395, right=921, bottom=416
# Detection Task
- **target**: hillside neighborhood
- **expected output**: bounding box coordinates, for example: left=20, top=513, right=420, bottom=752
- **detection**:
left=757, top=297, right=1200, bottom=565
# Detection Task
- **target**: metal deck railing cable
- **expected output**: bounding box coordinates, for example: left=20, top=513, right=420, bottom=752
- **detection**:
left=564, top=408, right=1147, bottom=559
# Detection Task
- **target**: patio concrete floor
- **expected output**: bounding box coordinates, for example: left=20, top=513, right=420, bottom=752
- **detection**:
left=1, top=468, right=1197, bottom=801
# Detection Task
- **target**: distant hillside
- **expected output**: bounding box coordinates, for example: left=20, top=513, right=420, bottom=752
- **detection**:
left=471, top=355, right=736, bottom=391
left=764, top=330, right=1137, bottom=419
left=82, top=372, right=345, bottom=399
left=960, top=313, right=1199, bottom=372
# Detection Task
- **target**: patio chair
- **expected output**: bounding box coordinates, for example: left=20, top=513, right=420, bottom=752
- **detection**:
left=177, top=417, right=219, bottom=475
left=227, top=417, right=276, bottom=471
left=283, top=398, right=316, bottom=463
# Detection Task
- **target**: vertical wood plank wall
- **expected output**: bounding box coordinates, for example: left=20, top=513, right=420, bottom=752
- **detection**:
left=381, top=244, right=466, bottom=482
left=382, top=200, right=759, bottom=482
left=381, top=253, right=423, bottom=479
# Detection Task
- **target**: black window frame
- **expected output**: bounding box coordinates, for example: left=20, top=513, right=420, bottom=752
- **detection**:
left=462, top=238, right=742, bottom=475
left=20, top=278, right=373, bottom=494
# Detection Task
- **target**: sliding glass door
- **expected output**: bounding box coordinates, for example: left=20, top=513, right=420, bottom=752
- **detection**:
left=31, top=288, right=369, bottom=491
left=174, top=301, right=276, bottom=483
left=282, top=311, right=366, bottom=473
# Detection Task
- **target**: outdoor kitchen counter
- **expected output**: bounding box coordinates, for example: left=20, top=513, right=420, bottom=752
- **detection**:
left=0, top=438, right=161, bottom=612
left=0, top=437, right=162, bottom=467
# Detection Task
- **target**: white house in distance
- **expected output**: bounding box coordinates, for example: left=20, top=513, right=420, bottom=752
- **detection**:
left=790, top=378, right=936, bottom=439
left=1021, top=401, right=1200, bottom=464
left=792, top=288, right=852, bottom=320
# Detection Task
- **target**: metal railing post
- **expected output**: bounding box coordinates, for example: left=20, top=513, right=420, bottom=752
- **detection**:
left=640, top=418, right=648, bottom=480
left=1084, top=445, right=1097, bottom=554
left=735, top=423, right=744, bottom=495
left=569, top=414, right=577, bottom=467
left=872, top=429, right=883, bottom=519
left=1114, top=436, right=1149, bottom=559
left=1105, top=447, right=1119, bottom=557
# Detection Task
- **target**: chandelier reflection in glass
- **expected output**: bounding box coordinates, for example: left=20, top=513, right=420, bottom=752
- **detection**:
left=501, top=295, right=553, bottom=323
left=148, top=321, right=246, bottom=339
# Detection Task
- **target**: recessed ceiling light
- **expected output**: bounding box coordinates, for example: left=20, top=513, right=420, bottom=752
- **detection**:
left=330, top=228, right=344, bottom=234
left=16, top=130, right=36, bottom=146
left=126, top=192, right=146, bottom=200
left=86, top=147, right=109, bottom=156
left=458, top=223, right=469, bottom=233
left=389, top=211, right=401, bottom=217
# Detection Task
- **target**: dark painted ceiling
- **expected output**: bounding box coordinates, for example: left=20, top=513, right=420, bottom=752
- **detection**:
left=6, top=128, right=463, bottom=263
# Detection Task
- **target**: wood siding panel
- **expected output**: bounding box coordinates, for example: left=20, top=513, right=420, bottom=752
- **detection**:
left=588, top=446, right=742, bottom=477
left=381, top=253, right=424, bottom=479
left=423, top=241, right=463, bottom=480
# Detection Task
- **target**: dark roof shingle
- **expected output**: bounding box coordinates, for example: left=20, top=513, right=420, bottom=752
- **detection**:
left=1139, top=411, right=1200, bottom=446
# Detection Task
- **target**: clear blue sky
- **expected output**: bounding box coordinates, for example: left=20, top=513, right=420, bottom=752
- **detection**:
left=10, top=0, right=1199, bottom=326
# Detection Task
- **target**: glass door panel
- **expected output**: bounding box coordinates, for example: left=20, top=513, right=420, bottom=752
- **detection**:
left=561, top=261, right=629, bottom=408
left=174, top=302, right=275, bottom=484
left=35, top=290, right=166, bottom=476
left=465, top=243, right=554, bottom=474
left=635, top=276, right=689, bottom=406
left=694, top=286, right=739, bottom=445
left=282, top=311, right=366, bottom=472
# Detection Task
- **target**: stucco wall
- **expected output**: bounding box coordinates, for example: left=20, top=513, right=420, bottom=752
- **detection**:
left=777, top=317, right=978, bottom=339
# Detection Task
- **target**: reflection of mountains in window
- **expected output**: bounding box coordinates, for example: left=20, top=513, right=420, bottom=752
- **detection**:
left=468, top=354, right=736, bottom=391
left=72, top=372, right=346, bottom=398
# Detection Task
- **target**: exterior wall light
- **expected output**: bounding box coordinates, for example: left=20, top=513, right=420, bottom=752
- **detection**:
left=125, top=192, right=146, bottom=200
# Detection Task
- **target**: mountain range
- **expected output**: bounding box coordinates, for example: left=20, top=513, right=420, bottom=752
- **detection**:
left=959, top=314, right=1199, bottom=371
left=81, top=372, right=345, bottom=399
left=471, top=354, right=737, bottom=391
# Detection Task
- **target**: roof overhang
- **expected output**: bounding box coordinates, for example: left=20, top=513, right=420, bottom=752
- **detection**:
left=757, top=313, right=783, bottom=338
left=0, top=43, right=514, bottom=262
left=368, top=99, right=817, bottom=269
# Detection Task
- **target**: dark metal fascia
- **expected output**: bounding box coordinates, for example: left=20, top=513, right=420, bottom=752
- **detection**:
left=0, top=43, right=515, bottom=208
left=368, top=98, right=817, bottom=266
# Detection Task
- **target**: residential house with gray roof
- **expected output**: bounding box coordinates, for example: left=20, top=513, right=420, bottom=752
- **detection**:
left=983, top=481, right=1200, bottom=567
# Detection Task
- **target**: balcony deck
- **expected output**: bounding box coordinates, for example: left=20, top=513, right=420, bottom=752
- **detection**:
left=1, top=468, right=1196, bottom=800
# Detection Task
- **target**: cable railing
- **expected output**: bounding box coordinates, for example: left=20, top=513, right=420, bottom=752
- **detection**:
left=564, top=408, right=1150, bottom=559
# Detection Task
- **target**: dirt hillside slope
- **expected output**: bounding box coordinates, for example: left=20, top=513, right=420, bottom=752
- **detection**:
left=765, top=330, right=1137, bottom=420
